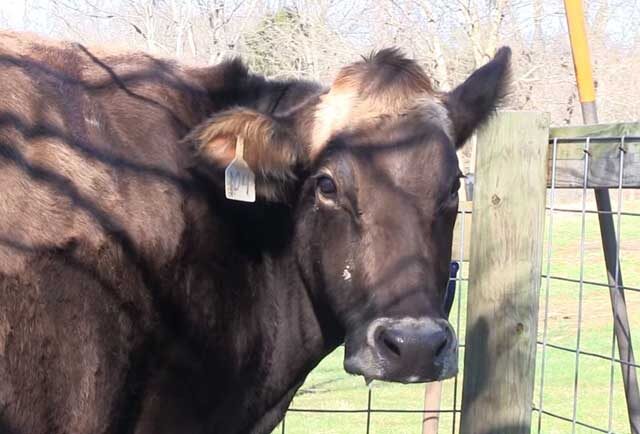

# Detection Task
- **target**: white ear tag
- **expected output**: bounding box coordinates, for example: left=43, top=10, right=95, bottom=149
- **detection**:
left=224, top=136, right=256, bottom=202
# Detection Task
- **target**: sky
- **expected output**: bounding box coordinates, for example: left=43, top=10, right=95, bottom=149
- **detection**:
left=1, top=0, right=638, bottom=48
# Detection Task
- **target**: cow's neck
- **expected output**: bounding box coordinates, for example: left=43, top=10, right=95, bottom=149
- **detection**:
left=168, top=195, right=339, bottom=433
left=238, top=253, right=336, bottom=433
left=213, top=230, right=337, bottom=433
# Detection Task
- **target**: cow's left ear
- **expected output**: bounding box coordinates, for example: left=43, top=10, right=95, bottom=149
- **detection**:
left=187, top=108, right=307, bottom=202
left=444, top=47, right=511, bottom=148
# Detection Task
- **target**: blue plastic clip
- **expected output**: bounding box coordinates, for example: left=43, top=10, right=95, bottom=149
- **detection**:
left=443, top=261, right=459, bottom=317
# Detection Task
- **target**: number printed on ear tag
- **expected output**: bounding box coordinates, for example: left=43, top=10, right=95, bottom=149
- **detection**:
left=225, top=136, right=256, bottom=202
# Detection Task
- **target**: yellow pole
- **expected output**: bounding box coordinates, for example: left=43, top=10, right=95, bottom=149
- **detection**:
left=563, top=0, right=596, bottom=105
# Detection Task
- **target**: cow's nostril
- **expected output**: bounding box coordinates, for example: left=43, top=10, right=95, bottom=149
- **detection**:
left=434, top=333, right=449, bottom=358
left=381, top=332, right=401, bottom=357
left=363, top=319, right=458, bottom=381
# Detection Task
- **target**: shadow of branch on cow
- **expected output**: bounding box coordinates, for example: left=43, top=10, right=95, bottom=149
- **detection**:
left=0, top=142, right=190, bottom=430
left=0, top=47, right=209, bottom=132
left=0, top=31, right=513, bottom=433
left=0, top=47, right=226, bottom=428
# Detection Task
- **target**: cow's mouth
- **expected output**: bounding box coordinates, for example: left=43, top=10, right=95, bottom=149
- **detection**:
left=343, top=316, right=458, bottom=383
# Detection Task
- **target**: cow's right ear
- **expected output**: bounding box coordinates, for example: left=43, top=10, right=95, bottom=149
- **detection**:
left=186, top=108, right=308, bottom=202
left=444, top=47, right=511, bottom=148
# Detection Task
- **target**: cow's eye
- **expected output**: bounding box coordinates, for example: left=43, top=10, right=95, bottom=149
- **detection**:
left=317, top=175, right=337, bottom=196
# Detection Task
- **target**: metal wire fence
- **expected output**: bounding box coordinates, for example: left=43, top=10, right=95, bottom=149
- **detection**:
left=532, top=134, right=640, bottom=434
left=274, top=126, right=640, bottom=434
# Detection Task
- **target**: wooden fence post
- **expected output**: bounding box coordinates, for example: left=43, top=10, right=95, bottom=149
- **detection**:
left=460, top=111, right=550, bottom=434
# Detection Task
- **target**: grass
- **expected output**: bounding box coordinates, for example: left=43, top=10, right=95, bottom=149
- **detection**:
left=272, top=194, right=640, bottom=434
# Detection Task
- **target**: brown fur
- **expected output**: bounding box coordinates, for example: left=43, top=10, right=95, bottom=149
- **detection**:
left=0, top=31, right=209, bottom=275
left=0, top=31, right=324, bottom=434
left=0, top=30, right=511, bottom=434
left=311, top=48, right=440, bottom=153
left=187, top=108, right=305, bottom=201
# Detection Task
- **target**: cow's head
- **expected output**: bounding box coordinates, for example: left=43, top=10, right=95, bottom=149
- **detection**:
left=189, top=47, right=510, bottom=383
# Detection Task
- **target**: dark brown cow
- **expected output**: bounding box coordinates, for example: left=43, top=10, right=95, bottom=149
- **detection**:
left=0, top=31, right=510, bottom=434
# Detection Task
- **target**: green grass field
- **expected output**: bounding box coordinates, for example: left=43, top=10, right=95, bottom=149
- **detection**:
left=273, top=194, right=640, bottom=434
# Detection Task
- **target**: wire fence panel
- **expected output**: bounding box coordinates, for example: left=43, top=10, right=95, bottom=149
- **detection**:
left=534, top=131, right=640, bottom=434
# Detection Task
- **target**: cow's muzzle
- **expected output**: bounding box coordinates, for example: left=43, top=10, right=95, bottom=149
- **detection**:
left=343, top=317, right=458, bottom=383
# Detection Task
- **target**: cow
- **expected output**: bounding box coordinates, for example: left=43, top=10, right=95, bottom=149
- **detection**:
left=0, top=31, right=510, bottom=434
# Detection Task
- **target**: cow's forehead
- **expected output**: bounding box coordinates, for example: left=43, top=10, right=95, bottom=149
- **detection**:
left=336, top=107, right=456, bottom=164
left=320, top=117, right=458, bottom=201
left=309, top=48, right=442, bottom=158
left=367, top=140, right=457, bottom=199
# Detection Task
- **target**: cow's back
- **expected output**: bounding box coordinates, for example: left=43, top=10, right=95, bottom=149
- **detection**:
left=0, top=32, right=206, bottom=433
left=0, top=31, right=208, bottom=274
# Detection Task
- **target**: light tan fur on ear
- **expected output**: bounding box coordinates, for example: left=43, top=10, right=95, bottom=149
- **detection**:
left=310, top=48, right=441, bottom=156
left=188, top=107, right=307, bottom=201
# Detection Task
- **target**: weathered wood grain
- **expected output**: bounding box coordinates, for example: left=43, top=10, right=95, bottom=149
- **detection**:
left=548, top=122, right=640, bottom=188
left=460, top=111, right=549, bottom=434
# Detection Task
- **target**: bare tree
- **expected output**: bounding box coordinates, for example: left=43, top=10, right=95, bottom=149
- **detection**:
left=1, top=0, right=637, bottom=123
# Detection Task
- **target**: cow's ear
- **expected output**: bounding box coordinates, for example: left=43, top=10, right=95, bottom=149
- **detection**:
left=444, top=47, right=511, bottom=148
left=187, top=108, right=307, bottom=202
